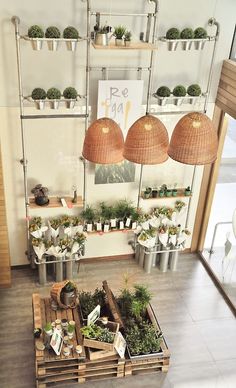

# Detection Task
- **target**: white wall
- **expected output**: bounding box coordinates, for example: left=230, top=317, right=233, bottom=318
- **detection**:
left=0, top=0, right=236, bottom=265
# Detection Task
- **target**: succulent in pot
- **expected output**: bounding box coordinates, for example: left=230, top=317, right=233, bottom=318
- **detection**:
left=47, top=87, right=61, bottom=109
left=63, top=87, right=78, bottom=109
left=31, top=87, right=47, bottom=110
left=124, top=30, right=132, bottom=47
left=165, top=28, right=180, bottom=50
left=94, top=24, right=112, bottom=46
left=113, top=25, right=126, bottom=46
left=187, top=84, right=202, bottom=103
left=155, top=86, right=171, bottom=106
left=31, top=184, right=49, bottom=206
left=172, top=85, right=187, bottom=106
left=28, top=25, right=44, bottom=50
left=44, top=322, right=53, bottom=336
left=63, top=26, right=79, bottom=51
left=45, top=26, right=61, bottom=50
left=143, top=187, right=152, bottom=199
left=185, top=186, right=191, bottom=196
left=180, top=28, right=194, bottom=50
left=194, top=27, right=208, bottom=49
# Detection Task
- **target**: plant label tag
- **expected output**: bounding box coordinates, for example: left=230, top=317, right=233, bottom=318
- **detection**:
left=132, top=222, right=137, bottom=230
left=104, top=224, right=109, bottom=233
left=114, top=331, right=126, bottom=358
left=110, top=219, right=116, bottom=228
left=119, top=221, right=124, bottom=229
left=125, top=218, right=131, bottom=227
left=87, top=223, right=92, bottom=232
left=50, top=328, right=63, bottom=355
left=87, top=305, right=101, bottom=326
left=96, top=222, right=102, bottom=231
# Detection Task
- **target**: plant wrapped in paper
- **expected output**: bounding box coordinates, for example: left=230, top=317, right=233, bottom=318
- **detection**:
left=64, top=216, right=84, bottom=237
left=138, top=228, right=157, bottom=248
left=48, top=217, right=61, bottom=242
left=29, top=217, right=48, bottom=238
left=168, top=225, right=181, bottom=246
left=156, top=206, right=176, bottom=225
left=71, top=232, right=87, bottom=256
left=175, top=228, right=191, bottom=248
left=32, top=238, right=47, bottom=262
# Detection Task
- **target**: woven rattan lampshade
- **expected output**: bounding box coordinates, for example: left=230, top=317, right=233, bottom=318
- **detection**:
left=82, top=117, right=124, bottom=164
left=123, top=115, right=169, bottom=164
left=168, top=112, right=218, bottom=165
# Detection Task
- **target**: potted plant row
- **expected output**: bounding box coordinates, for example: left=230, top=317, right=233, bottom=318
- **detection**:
left=27, top=25, right=81, bottom=51
left=162, top=26, right=209, bottom=51
left=154, top=84, right=203, bottom=106
left=142, top=184, right=179, bottom=199
left=31, top=86, right=78, bottom=110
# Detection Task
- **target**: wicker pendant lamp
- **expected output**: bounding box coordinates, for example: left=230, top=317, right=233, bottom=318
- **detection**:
left=168, top=112, right=218, bottom=165
left=123, top=115, right=169, bottom=164
left=82, top=117, right=124, bottom=164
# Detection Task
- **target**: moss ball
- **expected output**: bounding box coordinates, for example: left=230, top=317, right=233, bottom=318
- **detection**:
left=173, top=85, right=187, bottom=97
left=166, top=28, right=180, bottom=40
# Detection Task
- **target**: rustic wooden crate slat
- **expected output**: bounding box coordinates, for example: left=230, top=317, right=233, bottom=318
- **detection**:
left=102, top=280, right=124, bottom=328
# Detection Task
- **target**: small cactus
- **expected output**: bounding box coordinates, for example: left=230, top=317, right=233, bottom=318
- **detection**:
left=187, top=84, right=202, bottom=97
left=173, top=85, right=187, bottom=97
left=28, top=25, right=44, bottom=38
left=63, top=87, right=78, bottom=99
left=63, top=26, right=79, bottom=39
left=31, top=88, right=47, bottom=100
left=166, top=28, right=180, bottom=40
left=194, top=27, right=207, bottom=39
left=180, top=28, right=194, bottom=39
left=156, top=86, right=171, bottom=97
left=45, top=26, right=61, bottom=39
left=46, top=87, right=61, bottom=100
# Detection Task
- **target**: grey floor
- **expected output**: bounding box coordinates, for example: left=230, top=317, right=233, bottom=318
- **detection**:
left=1, top=254, right=236, bottom=388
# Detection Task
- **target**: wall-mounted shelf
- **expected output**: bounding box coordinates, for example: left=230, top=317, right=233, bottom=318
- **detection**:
left=29, top=196, right=83, bottom=209
left=141, top=189, right=192, bottom=200
left=159, top=36, right=216, bottom=51
left=153, top=93, right=207, bottom=107
left=92, top=42, right=157, bottom=50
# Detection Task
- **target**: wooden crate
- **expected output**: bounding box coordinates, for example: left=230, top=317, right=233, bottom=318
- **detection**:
left=83, top=321, right=119, bottom=351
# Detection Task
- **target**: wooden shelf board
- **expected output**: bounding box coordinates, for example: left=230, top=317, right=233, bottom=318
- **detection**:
left=92, top=42, right=157, bottom=50
left=29, top=196, right=83, bottom=209
left=141, top=190, right=192, bottom=200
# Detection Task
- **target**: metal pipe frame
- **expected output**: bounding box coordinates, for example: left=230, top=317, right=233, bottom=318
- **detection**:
left=151, top=109, right=205, bottom=116
left=185, top=165, right=197, bottom=229
left=21, top=114, right=88, bottom=120
left=144, top=246, right=183, bottom=255
left=208, top=221, right=232, bottom=254
left=90, top=66, right=151, bottom=72
left=34, top=256, right=80, bottom=265
left=91, top=12, right=154, bottom=17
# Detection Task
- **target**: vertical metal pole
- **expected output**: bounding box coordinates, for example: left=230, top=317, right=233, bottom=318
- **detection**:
left=11, top=16, right=31, bottom=262
left=146, top=0, right=159, bottom=114
left=185, top=165, right=197, bottom=228
left=137, top=164, right=144, bottom=208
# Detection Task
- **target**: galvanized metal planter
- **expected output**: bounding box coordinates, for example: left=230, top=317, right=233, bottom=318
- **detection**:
left=65, top=40, right=77, bottom=51
left=95, top=33, right=109, bottom=46
left=30, top=38, right=43, bottom=51
left=47, top=39, right=59, bottom=51
left=33, top=99, right=45, bottom=110
left=65, top=99, right=76, bottom=109
left=159, top=245, right=171, bottom=272
left=48, top=99, right=60, bottom=109
left=169, top=249, right=179, bottom=271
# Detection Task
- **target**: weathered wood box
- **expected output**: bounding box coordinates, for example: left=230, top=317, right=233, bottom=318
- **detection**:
left=83, top=321, right=119, bottom=351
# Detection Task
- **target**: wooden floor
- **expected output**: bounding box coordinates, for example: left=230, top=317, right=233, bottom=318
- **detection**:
left=0, top=254, right=236, bottom=388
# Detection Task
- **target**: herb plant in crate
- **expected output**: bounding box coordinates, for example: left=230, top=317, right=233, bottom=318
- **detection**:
left=28, top=25, right=44, bottom=50
left=45, top=26, right=61, bottom=50
left=78, top=288, right=106, bottom=322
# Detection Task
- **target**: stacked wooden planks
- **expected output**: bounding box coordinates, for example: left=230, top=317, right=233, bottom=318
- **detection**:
left=216, top=59, right=236, bottom=119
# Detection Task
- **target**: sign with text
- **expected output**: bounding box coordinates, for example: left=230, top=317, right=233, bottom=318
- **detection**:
left=87, top=304, right=101, bottom=325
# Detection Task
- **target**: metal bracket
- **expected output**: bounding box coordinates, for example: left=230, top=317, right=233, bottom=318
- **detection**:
left=20, top=158, right=28, bottom=165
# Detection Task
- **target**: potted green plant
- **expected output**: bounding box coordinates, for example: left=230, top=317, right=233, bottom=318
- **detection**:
left=45, top=26, right=61, bottom=50
left=46, top=87, right=61, bottom=109
left=185, top=186, right=191, bottom=196
left=31, top=184, right=49, bottom=206
left=187, top=84, right=202, bottom=104
left=180, top=28, right=194, bottom=50
left=172, top=85, right=187, bottom=106
left=143, top=187, right=152, bottom=199
left=31, top=87, right=47, bottom=110
left=94, top=24, right=112, bottom=46
left=63, top=87, right=78, bottom=109
left=113, top=25, right=126, bottom=46
left=67, top=323, right=75, bottom=339
left=28, top=25, right=44, bottom=50
left=155, top=86, right=171, bottom=106
left=194, top=27, right=208, bottom=49
left=152, top=187, right=158, bottom=198
left=124, top=30, right=132, bottom=47
left=81, top=205, right=96, bottom=232
left=44, top=322, right=53, bottom=336
left=165, top=27, right=180, bottom=50
left=172, top=183, right=178, bottom=197
left=166, top=187, right=173, bottom=197
left=63, top=26, right=79, bottom=51
left=62, top=281, right=76, bottom=307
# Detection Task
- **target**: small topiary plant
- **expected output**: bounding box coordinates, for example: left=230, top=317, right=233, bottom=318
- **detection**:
left=156, top=86, right=171, bottom=97
left=31, top=88, right=47, bottom=100
left=63, top=26, right=79, bottom=39
left=45, top=26, right=61, bottom=39
left=173, top=85, right=187, bottom=97
left=63, top=87, right=78, bottom=99
left=180, top=28, right=194, bottom=39
left=28, top=25, right=44, bottom=38
left=113, top=25, right=126, bottom=40
left=166, top=28, right=180, bottom=40
left=47, top=87, right=61, bottom=100
left=194, top=27, right=207, bottom=39
left=187, top=84, right=202, bottom=97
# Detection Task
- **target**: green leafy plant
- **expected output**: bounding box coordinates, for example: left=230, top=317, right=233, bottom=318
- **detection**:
left=166, top=28, right=180, bottom=40
left=194, top=27, right=207, bottom=39
left=60, top=215, right=71, bottom=227
left=73, top=232, right=87, bottom=245
left=46, top=87, right=61, bottom=100
left=180, top=28, right=194, bottom=39
left=173, top=85, right=187, bottom=97
left=44, top=322, right=52, bottom=332
left=31, top=88, right=47, bottom=100
left=67, top=323, right=75, bottom=333
left=113, top=25, right=126, bottom=39
left=79, top=288, right=105, bottom=317
left=64, top=281, right=76, bottom=293
left=156, top=86, right=171, bottom=97
left=63, top=87, right=78, bottom=99
left=134, top=284, right=152, bottom=310
left=99, top=202, right=114, bottom=221
left=49, top=217, right=61, bottom=230
left=63, top=26, right=79, bottom=39
left=187, top=84, right=202, bottom=97
left=80, top=324, right=114, bottom=343
left=45, top=26, right=61, bottom=39
left=124, top=31, right=132, bottom=42
left=175, top=200, right=186, bottom=212
left=81, top=205, right=97, bottom=223
left=28, top=25, right=44, bottom=38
